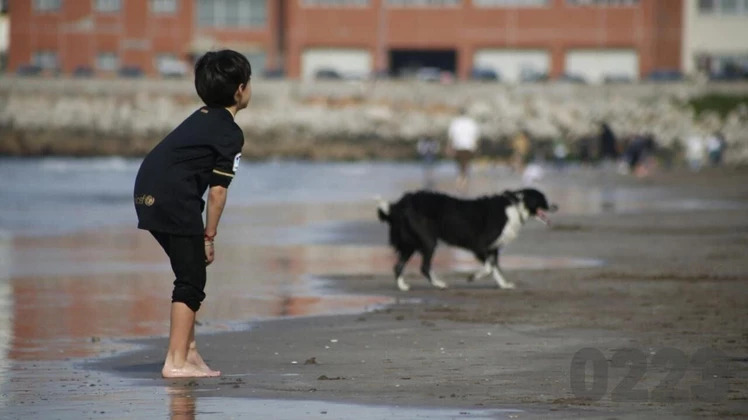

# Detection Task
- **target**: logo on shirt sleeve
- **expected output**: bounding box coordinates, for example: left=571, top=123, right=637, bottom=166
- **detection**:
left=233, top=153, right=242, bottom=172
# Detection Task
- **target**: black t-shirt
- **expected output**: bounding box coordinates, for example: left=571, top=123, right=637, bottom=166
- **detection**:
left=134, top=106, right=244, bottom=235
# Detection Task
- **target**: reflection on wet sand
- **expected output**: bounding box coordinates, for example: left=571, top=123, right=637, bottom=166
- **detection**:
left=4, top=206, right=401, bottom=361
left=3, top=196, right=614, bottom=362
left=168, top=385, right=196, bottom=420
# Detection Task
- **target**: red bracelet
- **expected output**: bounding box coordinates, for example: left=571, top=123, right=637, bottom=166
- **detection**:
left=204, top=233, right=215, bottom=242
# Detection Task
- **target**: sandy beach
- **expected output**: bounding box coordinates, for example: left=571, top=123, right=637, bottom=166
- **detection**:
left=1, top=161, right=747, bottom=419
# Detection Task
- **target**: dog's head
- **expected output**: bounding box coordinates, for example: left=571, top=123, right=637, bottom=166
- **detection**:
left=505, top=189, right=558, bottom=225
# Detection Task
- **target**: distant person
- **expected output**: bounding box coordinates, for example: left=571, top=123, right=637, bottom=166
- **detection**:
left=133, top=50, right=252, bottom=378
left=447, top=108, right=480, bottom=192
left=578, top=135, right=593, bottom=165
left=599, top=122, right=619, bottom=162
left=623, top=133, right=656, bottom=177
left=552, top=140, right=569, bottom=170
left=511, top=130, right=531, bottom=173
left=686, top=133, right=705, bottom=172
left=706, top=131, right=726, bottom=166
left=417, top=135, right=440, bottom=189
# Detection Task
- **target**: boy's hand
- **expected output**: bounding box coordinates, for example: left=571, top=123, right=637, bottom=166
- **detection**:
left=205, top=240, right=215, bottom=266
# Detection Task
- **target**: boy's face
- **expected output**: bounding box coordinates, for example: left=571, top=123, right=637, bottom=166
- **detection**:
left=235, top=81, right=252, bottom=110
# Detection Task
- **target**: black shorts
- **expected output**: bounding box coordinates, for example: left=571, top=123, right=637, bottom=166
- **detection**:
left=151, top=231, right=207, bottom=312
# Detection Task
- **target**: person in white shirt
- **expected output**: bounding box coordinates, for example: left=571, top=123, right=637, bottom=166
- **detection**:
left=447, top=108, right=480, bottom=191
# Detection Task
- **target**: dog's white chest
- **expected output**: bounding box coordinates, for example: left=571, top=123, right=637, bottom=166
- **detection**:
left=493, top=206, right=522, bottom=248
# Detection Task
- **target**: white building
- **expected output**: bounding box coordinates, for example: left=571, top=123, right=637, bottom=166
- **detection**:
left=682, top=0, right=748, bottom=77
left=0, top=3, right=8, bottom=71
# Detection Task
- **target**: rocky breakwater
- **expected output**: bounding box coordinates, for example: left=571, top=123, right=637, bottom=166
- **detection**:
left=1, top=77, right=747, bottom=162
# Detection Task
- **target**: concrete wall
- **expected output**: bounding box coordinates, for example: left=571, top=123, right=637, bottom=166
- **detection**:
left=1, top=77, right=747, bottom=162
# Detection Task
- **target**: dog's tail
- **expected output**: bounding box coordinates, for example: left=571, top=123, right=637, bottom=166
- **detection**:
left=375, top=195, right=390, bottom=222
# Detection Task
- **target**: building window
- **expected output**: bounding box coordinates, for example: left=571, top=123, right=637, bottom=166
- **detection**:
left=302, top=0, right=369, bottom=6
left=473, top=0, right=548, bottom=7
left=33, top=0, right=61, bottom=12
left=566, top=0, right=639, bottom=6
left=94, top=0, right=121, bottom=13
left=197, top=0, right=267, bottom=28
left=721, top=0, right=738, bottom=12
left=698, top=0, right=715, bottom=12
left=150, top=0, right=178, bottom=14
left=96, top=52, right=118, bottom=71
left=698, top=0, right=748, bottom=14
left=386, top=0, right=461, bottom=6
left=33, top=50, right=58, bottom=69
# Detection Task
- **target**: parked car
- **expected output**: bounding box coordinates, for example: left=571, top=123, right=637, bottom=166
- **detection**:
left=519, top=70, right=548, bottom=83
left=72, top=66, right=95, bottom=78
left=314, top=68, right=343, bottom=80
left=603, top=74, right=633, bottom=84
left=415, top=67, right=442, bottom=82
left=646, top=70, right=684, bottom=82
left=16, top=64, right=42, bottom=76
left=557, top=73, right=587, bottom=84
left=118, top=66, right=144, bottom=78
left=158, top=58, right=188, bottom=78
left=470, top=67, right=501, bottom=82
left=263, top=68, right=285, bottom=79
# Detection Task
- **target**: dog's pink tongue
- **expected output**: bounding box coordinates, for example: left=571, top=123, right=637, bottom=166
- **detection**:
left=536, top=210, right=551, bottom=226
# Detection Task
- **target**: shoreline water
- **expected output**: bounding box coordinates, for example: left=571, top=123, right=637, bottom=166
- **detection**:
left=1, top=160, right=747, bottom=418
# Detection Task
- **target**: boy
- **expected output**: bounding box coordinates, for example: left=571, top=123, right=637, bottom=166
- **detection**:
left=134, top=50, right=251, bottom=378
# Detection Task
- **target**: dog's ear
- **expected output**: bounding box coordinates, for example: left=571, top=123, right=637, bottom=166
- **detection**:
left=502, top=190, right=520, bottom=204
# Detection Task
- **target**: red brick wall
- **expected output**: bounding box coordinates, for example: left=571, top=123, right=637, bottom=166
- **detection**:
left=8, top=0, right=681, bottom=79
left=285, top=0, right=683, bottom=80
left=8, top=0, right=277, bottom=76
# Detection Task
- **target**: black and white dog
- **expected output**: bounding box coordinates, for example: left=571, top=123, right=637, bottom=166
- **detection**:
left=377, top=189, right=557, bottom=291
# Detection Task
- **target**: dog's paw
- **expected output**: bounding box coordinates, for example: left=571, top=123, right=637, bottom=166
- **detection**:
left=431, top=278, right=448, bottom=289
left=396, top=277, right=411, bottom=292
left=499, top=282, right=516, bottom=290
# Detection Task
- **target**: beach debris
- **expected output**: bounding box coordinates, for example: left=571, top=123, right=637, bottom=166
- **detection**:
left=90, top=336, right=100, bottom=343
left=330, top=339, right=338, bottom=343
left=304, top=357, right=317, bottom=365
left=317, top=375, right=346, bottom=381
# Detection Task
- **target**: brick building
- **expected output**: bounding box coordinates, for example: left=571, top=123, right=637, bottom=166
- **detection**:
left=8, top=0, right=279, bottom=76
left=7, top=0, right=685, bottom=82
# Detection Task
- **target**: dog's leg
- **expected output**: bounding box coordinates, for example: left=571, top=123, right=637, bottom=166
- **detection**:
left=394, top=249, right=414, bottom=292
left=468, top=251, right=489, bottom=282
left=491, top=250, right=516, bottom=289
left=420, top=246, right=448, bottom=290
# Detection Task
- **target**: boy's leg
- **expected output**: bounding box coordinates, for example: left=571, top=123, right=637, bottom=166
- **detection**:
left=151, top=232, right=219, bottom=378
left=186, top=320, right=220, bottom=376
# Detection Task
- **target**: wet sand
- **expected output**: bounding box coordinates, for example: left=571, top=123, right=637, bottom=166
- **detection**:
left=3, top=165, right=748, bottom=419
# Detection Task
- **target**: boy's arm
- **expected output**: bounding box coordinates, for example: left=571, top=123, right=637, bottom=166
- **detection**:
left=204, top=185, right=228, bottom=265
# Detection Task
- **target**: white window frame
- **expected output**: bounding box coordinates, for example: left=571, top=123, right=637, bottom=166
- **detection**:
left=472, top=0, right=548, bottom=7
left=302, top=0, right=369, bottom=6
left=150, top=0, right=178, bottom=14
left=94, top=0, right=121, bottom=13
left=96, top=52, right=119, bottom=71
left=698, top=0, right=748, bottom=14
left=566, top=0, right=639, bottom=6
left=33, top=0, right=61, bottom=12
left=196, top=0, right=267, bottom=28
left=33, top=50, right=59, bottom=69
left=386, top=0, right=461, bottom=7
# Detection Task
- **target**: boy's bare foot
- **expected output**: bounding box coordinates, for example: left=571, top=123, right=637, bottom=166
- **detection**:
left=162, top=361, right=214, bottom=378
left=187, top=348, right=221, bottom=377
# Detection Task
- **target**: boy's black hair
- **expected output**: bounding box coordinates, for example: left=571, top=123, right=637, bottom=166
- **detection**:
left=194, top=50, right=252, bottom=108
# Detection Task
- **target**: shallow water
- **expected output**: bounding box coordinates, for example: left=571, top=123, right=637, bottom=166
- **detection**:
left=1, top=157, right=743, bottom=418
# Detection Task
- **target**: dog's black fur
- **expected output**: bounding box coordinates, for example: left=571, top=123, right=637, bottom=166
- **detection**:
left=377, top=189, right=556, bottom=291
